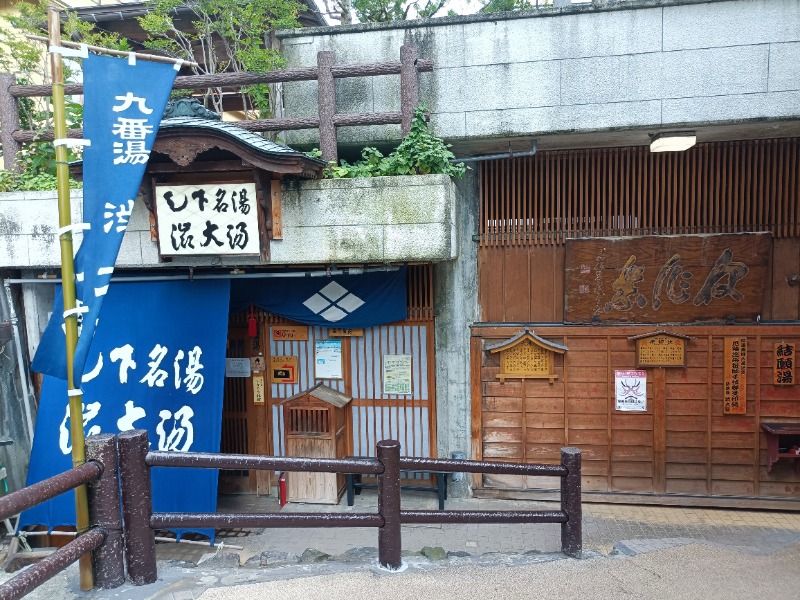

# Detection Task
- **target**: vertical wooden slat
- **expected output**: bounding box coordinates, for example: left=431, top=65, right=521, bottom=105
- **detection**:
left=653, top=367, right=666, bottom=494
left=767, top=141, right=775, bottom=235
left=777, top=140, right=786, bottom=238
left=556, top=152, right=563, bottom=243
left=470, top=335, right=484, bottom=490
left=706, top=334, right=713, bottom=494
left=426, top=319, right=438, bottom=458
left=479, top=162, right=485, bottom=245
left=733, top=142, right=741, bottom=233
left=478, top=139, right=797, bottom=248
left=792, top=141, right=799, bottom=237
left=534, top=154, right=541, bottom=244
left=753, top=335, right=761, bottom=497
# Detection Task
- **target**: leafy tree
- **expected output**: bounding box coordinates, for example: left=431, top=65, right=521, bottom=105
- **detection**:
left=350, top=0, right=451, bottom=21
left=138, top=0, right=302, bottom=118
left=480, top=0, right=539, bottom=12
left=0, top=0, right=128, bottom=186
left=327, top=106, right=467, bottom=178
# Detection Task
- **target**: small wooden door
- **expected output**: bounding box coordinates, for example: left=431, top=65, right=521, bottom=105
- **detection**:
left=220, top=326, right=271, bottom=494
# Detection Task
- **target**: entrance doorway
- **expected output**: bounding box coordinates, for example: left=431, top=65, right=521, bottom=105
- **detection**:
left=220, top=265, right=438, bottom=495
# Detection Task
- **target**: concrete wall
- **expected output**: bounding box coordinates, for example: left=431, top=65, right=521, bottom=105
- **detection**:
left=433, top=169, right=478, bottom=495
left=0, top=175, right=459, bottom=268
left=277, top=0, right=800, bottom=149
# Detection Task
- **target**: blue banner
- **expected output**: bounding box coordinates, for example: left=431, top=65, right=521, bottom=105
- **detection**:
left=33, top=54, right=177, bottom=381
left=230, top=266, right=407, bottom=328
left=23, top=280, right=230, bottom=541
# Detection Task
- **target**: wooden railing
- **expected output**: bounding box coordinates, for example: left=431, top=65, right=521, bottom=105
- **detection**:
left=0, top=45, right=432, bottom=171
left=0, top=435, right=123, bottom=600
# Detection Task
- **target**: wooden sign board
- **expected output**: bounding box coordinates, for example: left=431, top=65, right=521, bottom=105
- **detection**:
left=501, top=340, right=552, bottom=379
left=155, top=182, right=260, bottom=256
left=252, top=376, right=265, bottom=404
left=271, top=326, right=308, bottom=341
left=635, top=334, right=687, bottom=368
left=328, top=328, right=364, bottom=337
left=487, top=330, right=567, bottom=384
left=564, top=233, right=771, bottom=324
left=270, top=355, right=298, bottom=384
left=773, top=342, right=796, bottom=385
left=723, top=337, right=747, bottom=415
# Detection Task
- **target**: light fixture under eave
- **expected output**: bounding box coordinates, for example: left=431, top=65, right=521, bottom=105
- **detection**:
left=650, top=131, right=697, bottom=153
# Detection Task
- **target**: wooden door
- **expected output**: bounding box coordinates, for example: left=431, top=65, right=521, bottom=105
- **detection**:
left=267, top=323, right=437, bottom=461
left=220, top=326, right=271, bottom=494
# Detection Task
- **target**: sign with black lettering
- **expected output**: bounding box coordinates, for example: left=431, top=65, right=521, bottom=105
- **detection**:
left=155, top=182, right=259, bottom=256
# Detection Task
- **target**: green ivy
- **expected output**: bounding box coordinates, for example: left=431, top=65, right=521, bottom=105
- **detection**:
left=326, top=107, right=466, bottom=179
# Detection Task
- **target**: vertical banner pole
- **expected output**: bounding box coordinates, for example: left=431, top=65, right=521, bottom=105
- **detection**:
left=47, top=6, right=93, bottom=591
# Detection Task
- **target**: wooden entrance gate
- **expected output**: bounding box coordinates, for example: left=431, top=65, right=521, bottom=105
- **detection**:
left=221, top=265, right=437, bottom=494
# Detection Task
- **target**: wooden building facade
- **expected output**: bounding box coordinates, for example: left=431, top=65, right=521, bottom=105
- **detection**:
left=472, top=138, right=800, bottom=508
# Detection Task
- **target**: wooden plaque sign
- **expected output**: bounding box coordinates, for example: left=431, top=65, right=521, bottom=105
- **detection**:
left=271, top=325, right=308, bottom=341
left=773, top=342, right=796, bottom=385
left=328, top=328, right=364, bottom=337
left=723, top=337, right=747, bottom=415
left=502, top=341, right=552, bottom=379
left=252, top=376, right=265, bottom=404
left=631, top=332, right=688, bottom=368
left=564, top=233, right=771, bottom=324
left=486, top=329, right=567, bottom=384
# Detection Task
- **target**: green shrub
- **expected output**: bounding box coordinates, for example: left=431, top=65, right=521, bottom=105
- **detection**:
left=327, top=107, right=467, bottom=179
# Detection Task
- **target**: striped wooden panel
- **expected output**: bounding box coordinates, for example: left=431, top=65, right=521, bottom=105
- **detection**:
left=480, top=139, right=800, bottom=246
left=269, top=323, right=435, bottom=460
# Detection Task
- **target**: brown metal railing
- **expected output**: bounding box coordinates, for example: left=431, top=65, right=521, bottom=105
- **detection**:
left=0, top=435, right=124, bottom=600
left=117, top=429, right=581, bottom=575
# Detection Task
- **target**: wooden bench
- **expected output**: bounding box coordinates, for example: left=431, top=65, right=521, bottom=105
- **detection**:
left=344, top=457, right=451, bottom=510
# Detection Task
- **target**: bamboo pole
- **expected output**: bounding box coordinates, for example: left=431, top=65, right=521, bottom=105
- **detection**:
left=26, top=35, right=199, bottom=68
left=47, top=6, right=93, bottom=591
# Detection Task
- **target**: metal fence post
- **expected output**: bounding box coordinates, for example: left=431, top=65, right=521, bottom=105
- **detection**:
left=560, top=447, right=582, bottom=558
left=85, top=434, right=125, bottom=589
left=377, top=439, right=401, bottom=570
left=117, top=430, right=157, bottom=585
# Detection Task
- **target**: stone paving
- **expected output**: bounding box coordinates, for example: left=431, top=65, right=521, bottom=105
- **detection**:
left=2, top=490, right=799, bottom=600
left=153, top=491, right=800, bottom=565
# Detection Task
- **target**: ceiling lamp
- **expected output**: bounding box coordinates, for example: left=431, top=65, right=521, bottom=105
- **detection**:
left=650, top=131, right=697, bottom=153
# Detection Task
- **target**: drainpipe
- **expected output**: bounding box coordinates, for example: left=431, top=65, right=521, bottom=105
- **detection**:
left=3, top=279, right=36, bottom=445
left=450, top=140, right=537, bottom=164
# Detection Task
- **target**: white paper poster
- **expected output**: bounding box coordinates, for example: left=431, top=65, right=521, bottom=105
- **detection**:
left=315, top=339, right=343, bottom=379
left=615, top=370, right=647, bottom=412
left=383, top=354, right=412, bottom=395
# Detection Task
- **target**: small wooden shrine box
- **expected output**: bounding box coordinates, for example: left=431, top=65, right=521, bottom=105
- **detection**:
left=282, top=383, right=352, bottom=504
